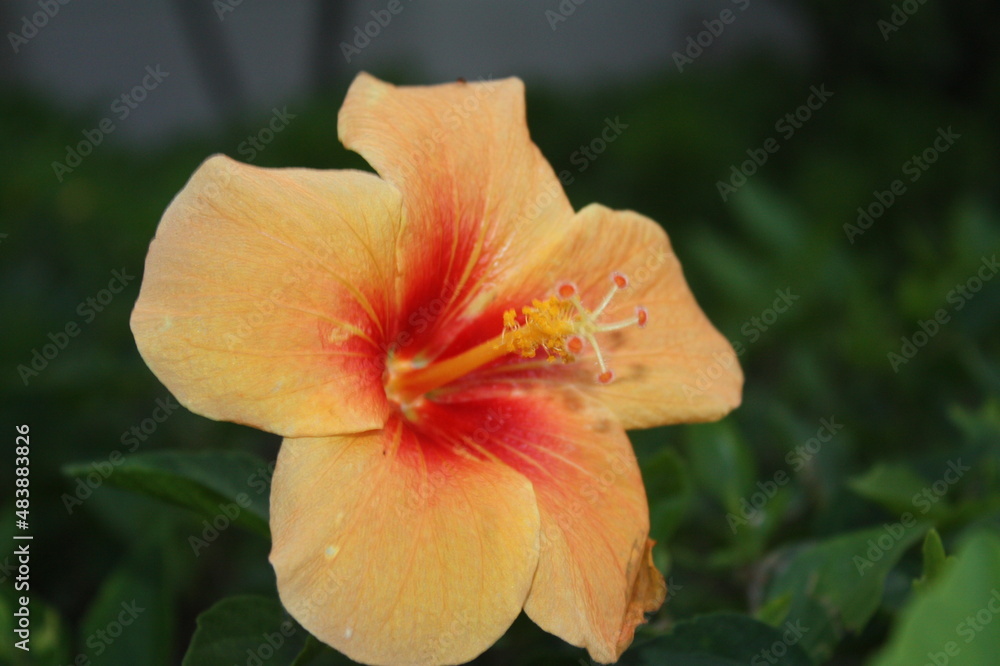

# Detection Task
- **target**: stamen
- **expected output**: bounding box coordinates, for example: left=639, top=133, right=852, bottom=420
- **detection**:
left=585, top=333, right=608, bottom=375
left=497, top=273, right=648, bottom=384
left=387, top=275, right=645, bottom=405
left=592, top=273, right=628, bottom=318
left=557, top=282, right=577, bottom=299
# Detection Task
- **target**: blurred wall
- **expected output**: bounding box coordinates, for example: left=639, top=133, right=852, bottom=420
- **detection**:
left=0, top=0, right=808, bottom=145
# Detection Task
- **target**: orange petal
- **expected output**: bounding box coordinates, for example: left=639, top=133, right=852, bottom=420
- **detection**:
left=421, top=384, right=666, bottom=663
left=131, top=155, right=402, bottom=437
left=338, top=73, right=575, bottom=360
left=516, top=204, right=743, bottom=429
left=268, top=417, right=540, bottom=666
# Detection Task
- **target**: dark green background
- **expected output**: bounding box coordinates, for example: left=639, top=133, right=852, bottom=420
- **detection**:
left=2, top=1, right=999, bottom=664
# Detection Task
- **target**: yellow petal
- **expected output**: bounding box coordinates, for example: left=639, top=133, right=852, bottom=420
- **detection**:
left=519, top=204, right=742, bottom=429
left=131, top=155, right=402, bottom=437
left=420, top=384, right=665, bottom=663
left=338, top=73, right=574, bottom=360
left=268, top=416, right=540, bottom=666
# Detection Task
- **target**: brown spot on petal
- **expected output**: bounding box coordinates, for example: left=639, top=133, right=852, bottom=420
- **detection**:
left=593, top=419, right=612, bottom=434
left=559, top=389, right=584, bottom=413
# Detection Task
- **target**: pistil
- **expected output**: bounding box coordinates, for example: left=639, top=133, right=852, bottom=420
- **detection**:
left=384, top=335, right=510, bottom=405
left=384, top=273, right=647, bottom=407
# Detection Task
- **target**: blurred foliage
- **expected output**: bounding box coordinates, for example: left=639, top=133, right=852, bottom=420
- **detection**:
left=2, top=1, right=1000, bottom=664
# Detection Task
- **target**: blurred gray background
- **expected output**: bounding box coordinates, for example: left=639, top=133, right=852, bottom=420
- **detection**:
left=1, top=0, right=808, bottom=145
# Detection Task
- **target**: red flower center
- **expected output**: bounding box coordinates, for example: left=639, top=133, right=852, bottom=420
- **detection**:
left=383, top=273, right=647, bottom=411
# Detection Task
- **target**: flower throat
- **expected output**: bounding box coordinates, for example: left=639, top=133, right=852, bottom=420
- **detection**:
left=384, top=273, right=647, bottom=406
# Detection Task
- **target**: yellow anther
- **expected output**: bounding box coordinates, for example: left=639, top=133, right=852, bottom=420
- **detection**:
left=497, top=274, right=648, bottom=383
left=386, top=274, right=647, bottom=406
left=500, top=296, right=576, bottom=360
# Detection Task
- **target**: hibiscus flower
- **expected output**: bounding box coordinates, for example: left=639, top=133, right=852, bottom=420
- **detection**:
left=130, top=72, right=742, bottom=666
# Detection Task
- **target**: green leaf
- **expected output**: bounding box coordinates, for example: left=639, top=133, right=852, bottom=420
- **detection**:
left=290, top=635, right=329, bottom=666
left=730, top=182, right=806, bottom=256
left=949, top=399, right=1000, bottom=451
left=183, top=596, right=305, bottom=666
left=684, top=421, right=755, bottom=514
left=755, top=593, right=793, bottom=628
left=848, top=463, right=933, bottom=516
left=0, top=588, right=70, bottom=666
left=641, top=447, right=694, bottom=544
left=688, top=229, right=771, bottom=306
left=63, top=450, right=272, bottom=538
left=871, top=531, right=1000, bottom=666
left=636, top=613, right=811, bottom=666
left=290, top=634, right=357, bottom=665
left=79, top=540, right=174, bottom=666
left=763, top=520, right=928, bottom=661
left=913, top=528, right=951, bottom=592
